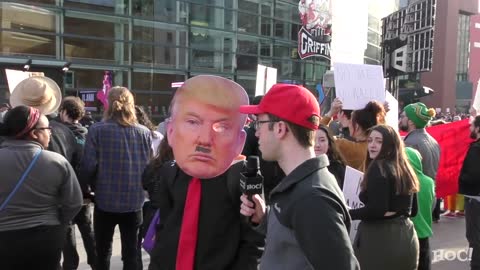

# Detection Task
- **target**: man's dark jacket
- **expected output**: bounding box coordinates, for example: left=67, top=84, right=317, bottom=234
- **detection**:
left=147, top=161, right=264, bottom=270
left=459, top=139, right=480, bottom=196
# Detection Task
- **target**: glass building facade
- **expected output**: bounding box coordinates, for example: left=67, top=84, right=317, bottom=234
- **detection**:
left=0, top=0, right=330, bottom=121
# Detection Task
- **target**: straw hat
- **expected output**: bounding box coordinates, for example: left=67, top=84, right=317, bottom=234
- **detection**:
left=10, top=76, right=62, bottom=115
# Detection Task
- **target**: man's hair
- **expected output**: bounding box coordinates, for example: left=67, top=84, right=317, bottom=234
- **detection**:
left=104, top=86, right=137, bottom=126
left=474, top=115, right=480, bottom=130
left=267, top=113, right=319, bottom=147
left=59, top=96, right=85, bottom=121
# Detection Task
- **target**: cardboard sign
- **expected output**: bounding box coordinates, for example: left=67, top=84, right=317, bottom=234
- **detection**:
left=342, top=166, right=364, bottom=242
left=385, top=91, right=399, bottom=132
left=255, top=65, right=277, bottom=96
left=333, top=63, right=386, bottom=110
left=5, top=69, right=44, bottom=94
left=473, top=79, right=480, bottom=112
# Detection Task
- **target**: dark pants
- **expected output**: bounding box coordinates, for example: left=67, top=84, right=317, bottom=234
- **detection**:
left=63, top=204, right=97, bottom=270
left=432, top=198, right=441, bottom=222
left=94, top=207, right=142, bottom=270
left=418, top=237, right=431, bottom=270
left=465, top=197, right=480, bottom=270
left=0, top=225, right=66, bottom=270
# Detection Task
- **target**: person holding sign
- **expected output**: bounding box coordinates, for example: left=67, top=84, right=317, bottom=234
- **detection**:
left=322, top=98, right=386, bottom=171
left=349, top=125, right=419, bottom=270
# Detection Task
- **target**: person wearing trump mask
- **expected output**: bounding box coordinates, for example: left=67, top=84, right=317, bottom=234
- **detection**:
left=147, top=75, right=263, bottom=270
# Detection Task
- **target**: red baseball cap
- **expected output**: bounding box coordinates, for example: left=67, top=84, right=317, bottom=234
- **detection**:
left=239, top=84, right=320, bottom=130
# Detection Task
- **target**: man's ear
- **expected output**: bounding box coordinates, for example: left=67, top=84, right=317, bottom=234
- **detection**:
left=276, top=121, right=288, bottom=139
left=166, top=120, right=174, bottom=147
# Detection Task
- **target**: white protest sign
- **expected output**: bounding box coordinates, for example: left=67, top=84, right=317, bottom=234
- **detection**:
left=333, top=63, right=386, bottom=110
left=5, top=69, right=44, bottom=94
left=255, top=65, right=277, bottom=96
left=385, top=91, right=399, bottom=132
left=342, top=166, right=364, bottom=242
left=473, top=79, right=480, bottom=111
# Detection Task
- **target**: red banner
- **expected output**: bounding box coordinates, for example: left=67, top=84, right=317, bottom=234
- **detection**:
left=425, top=120, right=474, bottom=198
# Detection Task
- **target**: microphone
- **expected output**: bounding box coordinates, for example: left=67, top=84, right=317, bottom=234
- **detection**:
left=240, top=156, right=264, bottom=211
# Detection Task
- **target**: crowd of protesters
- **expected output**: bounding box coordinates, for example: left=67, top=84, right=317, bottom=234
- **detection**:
left=0, top=74, right=479, bottom=270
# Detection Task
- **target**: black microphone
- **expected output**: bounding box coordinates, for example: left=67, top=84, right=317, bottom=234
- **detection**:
left=240, top=156, right=264, bottom=210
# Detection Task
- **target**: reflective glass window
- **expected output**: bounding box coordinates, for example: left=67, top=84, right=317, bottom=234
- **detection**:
left=132, top=0, right=177, bottom=22
left=132, top=71, right=184, bottom=92
left=64, top=14, right=128, bottom=40
left=238, top=12, right=259, bottom=34
left=238, top=0, right=259, bottom=14
left=0, top=3, right=57, bottom=33
left=133, top=20, right=187, bottom=47
left=64, top=0, right=125, bottom=14
left=275, top=1, right=298, bottom=23
left=133, top=44, right=187, bottom=68
left=190, top=3, right=234, bottom=30
left=65, top=37, right=127, bottom=64
left=237, top=55, right=258, bottom=73
left=190, top=28, right=233, bottom=52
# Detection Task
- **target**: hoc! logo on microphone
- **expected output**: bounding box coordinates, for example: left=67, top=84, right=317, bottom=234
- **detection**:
left=297, top=0, right=332, bottom=60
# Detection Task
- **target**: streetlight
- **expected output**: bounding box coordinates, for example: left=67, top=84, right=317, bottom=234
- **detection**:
left=62, top=62, right=71, bottom=72
left=62, top=62, right=72, bottom=96
left=23, top=59, right=32, bottom=71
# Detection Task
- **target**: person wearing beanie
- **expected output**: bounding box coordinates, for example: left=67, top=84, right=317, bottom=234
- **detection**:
left=400, top=102, right=441, bottom=221
left=405, top=147, right=435, bottom=270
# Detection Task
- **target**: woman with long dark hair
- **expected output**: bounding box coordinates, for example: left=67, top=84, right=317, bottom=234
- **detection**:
left=0, top=105, right=82, bottom=270
left=315, top=124, right=347, bottom=188
left=349, top=124, right=419, bottom=270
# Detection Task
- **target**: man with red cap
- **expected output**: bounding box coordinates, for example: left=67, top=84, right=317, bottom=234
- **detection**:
left=239, top=84, right=359, bottom=270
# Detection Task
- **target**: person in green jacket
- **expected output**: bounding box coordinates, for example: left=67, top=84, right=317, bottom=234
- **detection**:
left=406, top=147, right=435, bottom=270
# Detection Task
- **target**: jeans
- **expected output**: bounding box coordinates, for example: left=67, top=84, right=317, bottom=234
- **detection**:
left=465, top=197, right=480, bottom=270
left=63, top=204, right=97, bottom=270
left=0, top=225, right=66, bottom=270
left=94, top=207, right=142, bottom=270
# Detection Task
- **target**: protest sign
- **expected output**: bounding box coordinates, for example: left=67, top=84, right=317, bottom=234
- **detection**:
left=255, top=65, right=277, bottom=96
left=473, top=79, right=480, bottom=111
left=342, top=166, right=364, bottom=242
left=385, top=91, right=399, bottom=132
left=333, top=63, right=385, bottom=110
left=5, top=69, right=44, bottom=93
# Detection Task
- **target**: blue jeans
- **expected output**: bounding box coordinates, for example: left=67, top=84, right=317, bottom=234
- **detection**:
left=94, top=207, right=142, bottom=270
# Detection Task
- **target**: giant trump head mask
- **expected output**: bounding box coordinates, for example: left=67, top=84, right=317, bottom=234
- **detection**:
left=167, top=75, right=249, bottom=179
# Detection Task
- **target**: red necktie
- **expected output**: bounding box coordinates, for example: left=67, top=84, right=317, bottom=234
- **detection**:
left=176, top=178, right=202, bottom=270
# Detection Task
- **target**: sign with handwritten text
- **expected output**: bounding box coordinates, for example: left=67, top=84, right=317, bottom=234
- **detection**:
left=333, top=63, right=386, bottom=110
left=342, top=166, right=364, bottom=242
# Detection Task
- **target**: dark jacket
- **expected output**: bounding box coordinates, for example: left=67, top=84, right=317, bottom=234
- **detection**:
left=62, top=122, right=87, bottom=168
left=328, top=159, right=346, bottom=189
left=148, top=161, right=264, bottom=270
left=48, top=117, right=81, bottom=169
left=459, top=139, right=480, bottom=196
left=258, top=155, right=359, bottom=270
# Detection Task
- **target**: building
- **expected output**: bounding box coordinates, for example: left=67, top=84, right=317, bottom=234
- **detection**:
left=469, top=14, right=480, bottom=110
left=0, top=0, right=399, bottom=121
left=418, top=0, right=479, bottom=113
